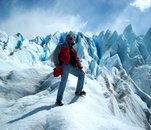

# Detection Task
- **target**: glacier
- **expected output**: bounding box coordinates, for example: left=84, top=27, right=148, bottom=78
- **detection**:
left=0, top=24, right=151, bottom=130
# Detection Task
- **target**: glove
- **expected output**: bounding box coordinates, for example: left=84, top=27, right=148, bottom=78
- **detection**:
left=55, top=64, right=61, bottom=70
left=53, top=65, right=62, bottom=77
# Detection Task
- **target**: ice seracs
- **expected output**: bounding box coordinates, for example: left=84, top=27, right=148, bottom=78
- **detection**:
left=0, top=25, right=151, bottom=130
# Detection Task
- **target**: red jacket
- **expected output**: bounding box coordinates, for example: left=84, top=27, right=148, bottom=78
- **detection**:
left=59, top=47, right=81, bottom=68
left=53, top=42, right=82, bottom=69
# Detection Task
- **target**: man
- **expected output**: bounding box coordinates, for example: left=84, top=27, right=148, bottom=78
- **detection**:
left=53, top=34, right=86, bottom=106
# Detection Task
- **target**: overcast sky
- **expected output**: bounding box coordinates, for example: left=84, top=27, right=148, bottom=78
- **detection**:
left=0, top=0, right=151, bottom=39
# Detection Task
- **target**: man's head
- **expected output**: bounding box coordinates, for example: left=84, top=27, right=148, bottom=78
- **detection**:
left=66, top=34, right=74, bottom=46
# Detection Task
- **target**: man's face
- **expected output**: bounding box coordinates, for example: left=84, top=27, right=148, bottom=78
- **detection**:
left=67, top=37, right=73, bottom=46
left=67, top=39, right=73, bottom=45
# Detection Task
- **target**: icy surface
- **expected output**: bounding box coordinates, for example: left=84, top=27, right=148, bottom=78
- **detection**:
left=0, top=25, right=151, bottom=130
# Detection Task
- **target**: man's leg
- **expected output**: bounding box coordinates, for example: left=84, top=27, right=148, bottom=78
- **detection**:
left=57, top=64, right=69, bottom=101
left=70, top=65, right=85, bottom=92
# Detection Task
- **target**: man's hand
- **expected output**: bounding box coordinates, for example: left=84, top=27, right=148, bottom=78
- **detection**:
left=53, top=64, right=62, bottom=77
left=55, top=64, right=61, bottom=70
left=79, top=67, right=85, bottom=73
left=79, top=66, right=83, bottom=70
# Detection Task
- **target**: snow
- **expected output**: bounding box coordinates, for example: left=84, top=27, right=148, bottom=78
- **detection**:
left=0, top=71, right=148, bottom=130
left=0, top=26, right=151, bottom=130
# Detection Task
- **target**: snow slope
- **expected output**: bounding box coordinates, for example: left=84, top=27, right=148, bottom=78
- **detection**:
left=0, top=68, right=149, bottom=130
left=0, top=26, right=151, bottom=130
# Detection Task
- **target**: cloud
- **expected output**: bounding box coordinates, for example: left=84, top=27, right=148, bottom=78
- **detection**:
left=0, top=0, right=132, bottom=39
left=0, top=0, right=150, bottom=39
left=130, top=0, right=151, bottom=11
left=0, top=5, right=87, bottom=39
left=107, top=4, right=151, bottom=35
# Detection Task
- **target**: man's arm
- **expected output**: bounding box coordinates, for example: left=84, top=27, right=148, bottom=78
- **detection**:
left=72, top=47, right=83, bottom=69
left=53, top=44, right=61, bottom=66
left=76, top=57, right=83, bottom=70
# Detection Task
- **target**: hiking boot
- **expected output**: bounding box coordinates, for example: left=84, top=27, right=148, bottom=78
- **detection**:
left=55, top=99, right=64, bottom=106
left=75, top=91, right=86, bottom=96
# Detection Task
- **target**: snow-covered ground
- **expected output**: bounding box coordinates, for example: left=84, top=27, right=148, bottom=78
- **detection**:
left=0, top=26, right=151, bottom=130
left=0, top=65, right=149, bottom=130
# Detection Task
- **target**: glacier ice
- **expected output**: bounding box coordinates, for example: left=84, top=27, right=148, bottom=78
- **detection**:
left=1, top=24, right=151, bottom=130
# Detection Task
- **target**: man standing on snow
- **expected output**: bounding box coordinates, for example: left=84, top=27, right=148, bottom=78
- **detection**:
left=53, top=34, right=86, bottom=106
